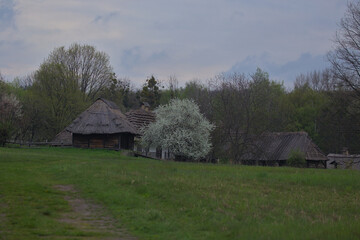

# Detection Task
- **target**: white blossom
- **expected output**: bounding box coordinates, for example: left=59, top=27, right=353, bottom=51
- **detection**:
left=141, top=98, right=214, bottom=160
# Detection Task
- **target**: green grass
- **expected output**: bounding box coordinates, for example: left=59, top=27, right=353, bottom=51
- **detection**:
left=1, top=147, right=360, bottom=239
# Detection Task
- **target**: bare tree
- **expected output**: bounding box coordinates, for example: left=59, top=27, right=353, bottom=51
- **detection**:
left=210, top=73, right=253, bottom=163
left=328, top=1, right=360, bottom=96
left=168, top=75, right=179, bottom=99
left=209, top=69, right=288, bottom=163
left=294, top=69, right=338, bottom=91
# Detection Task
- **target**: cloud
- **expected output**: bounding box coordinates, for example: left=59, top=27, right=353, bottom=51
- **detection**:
left=0, top=0, right=349, bottom=88
left=0, top=0, right=15, bottom=31
left=121, top=47, right=142, bottom=70
left=92, top=11, right=118, bottom=24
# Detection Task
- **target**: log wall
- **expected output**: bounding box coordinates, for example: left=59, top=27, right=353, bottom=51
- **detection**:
left=73, top=133, right=134, bottom=150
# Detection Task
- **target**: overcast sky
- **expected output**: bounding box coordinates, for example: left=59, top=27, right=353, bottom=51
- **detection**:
left=0, top=0, right=348, bottom=88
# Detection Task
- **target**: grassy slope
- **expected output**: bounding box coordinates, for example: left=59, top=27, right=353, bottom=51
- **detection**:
left=0, top=147, right=360, bottom=240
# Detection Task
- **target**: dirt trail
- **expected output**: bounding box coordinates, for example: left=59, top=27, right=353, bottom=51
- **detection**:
left=0, top=197, right=7, bottom=238
left=54, top=185, right=136, bottom=240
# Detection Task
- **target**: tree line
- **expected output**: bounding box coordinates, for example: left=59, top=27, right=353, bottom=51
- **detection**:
left=2, top=1, right=360, bottom=162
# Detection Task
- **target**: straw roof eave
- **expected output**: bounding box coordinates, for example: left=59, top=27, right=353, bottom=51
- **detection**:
left=66, top=98, right=138, bottom=135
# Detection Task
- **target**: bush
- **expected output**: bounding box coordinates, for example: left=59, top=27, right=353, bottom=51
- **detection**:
left=287, top=150, right=306, bottom=167
left=0, top=122, right=12, bottom=146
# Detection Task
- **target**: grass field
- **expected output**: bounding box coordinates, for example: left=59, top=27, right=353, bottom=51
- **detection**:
left=1, top=147, right=360, bottom=239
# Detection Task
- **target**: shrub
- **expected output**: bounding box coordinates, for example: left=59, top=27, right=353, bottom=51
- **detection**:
left=287, top=150, right=306, bottom=167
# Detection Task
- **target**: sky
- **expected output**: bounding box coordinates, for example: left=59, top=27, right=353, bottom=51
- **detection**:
left=0, top=0, right=348, bottom=88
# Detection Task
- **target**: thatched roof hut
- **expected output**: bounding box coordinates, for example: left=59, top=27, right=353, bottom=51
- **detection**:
left=241, top=132, right=328, bottom=168
left=66, top=98, right=138, bottom=150
left=125, top=104, right=155, bottom=132
left=51, top=129, right=72, bottom=146
left=67, top=98, right=137, bottom=135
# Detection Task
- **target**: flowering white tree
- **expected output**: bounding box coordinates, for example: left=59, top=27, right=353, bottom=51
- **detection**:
left=141, top=98, right=214, bottom=161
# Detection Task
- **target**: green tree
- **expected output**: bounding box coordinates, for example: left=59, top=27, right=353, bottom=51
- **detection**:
left=286, top=85, right=328, bottom=144
left=44, top=43, right=114, bottom=101
left=31, top=62, right=88, bottom=139
left=249, top=68, right=288, bottom=133
left=140, top=75, right=161, bottom=109
left=0, top=93, right=22, bottom=145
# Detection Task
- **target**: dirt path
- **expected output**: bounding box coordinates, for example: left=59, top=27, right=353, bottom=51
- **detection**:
left=54, top=185, right=136, bottom=240
left=0, top=196, right=7, bottom=239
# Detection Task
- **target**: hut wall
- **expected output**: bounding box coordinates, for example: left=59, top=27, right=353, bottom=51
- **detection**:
left=120, top=133, right=134, bottom=150
left=104, top=135, right=119, bottom=149
left=89, top=136, right=104, bottom=149
left=73, top=134, right=89, bottom=148
left=73, top=133, right=134, bottom=150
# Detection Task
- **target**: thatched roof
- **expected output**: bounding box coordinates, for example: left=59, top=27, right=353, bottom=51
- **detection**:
left=51, top=129, right=72, bottom=146
left=125, top=108, right=155, bottom=132
left=66, top=98, right=138, bottom=135
left=241, top=132, right=328, bottom=161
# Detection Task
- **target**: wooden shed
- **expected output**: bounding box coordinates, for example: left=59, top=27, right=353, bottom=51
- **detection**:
left=51, top=129, right=72, bottom=146
left=327, top=152, right=360, bottom=170
left=66, top=98, right=138, bottom=150
left=240, top=132, right=328, bottom=168
left=125, top=103, right=155, bottom=132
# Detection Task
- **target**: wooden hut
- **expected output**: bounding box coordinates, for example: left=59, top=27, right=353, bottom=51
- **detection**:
left=125, top=103, right=173, bottom=159
left=125, top=103, right=155, bottom=132
left=66, top=98, right=138, bottom=150
left=51, top=129, right=72, bottom=146
left=327, top=149, right=360, bottom=170
left=240, top=132, right=328, bottom=168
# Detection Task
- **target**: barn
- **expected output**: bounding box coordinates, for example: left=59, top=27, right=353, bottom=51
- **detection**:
left=66, top=98, right=138, bottom=150
left=240, top=132, right=328, bottom=168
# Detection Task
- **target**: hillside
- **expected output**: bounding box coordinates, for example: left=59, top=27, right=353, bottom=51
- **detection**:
left=0, top=147, right=360, bottom=239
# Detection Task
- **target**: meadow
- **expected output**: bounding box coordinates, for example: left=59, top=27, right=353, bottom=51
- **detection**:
left=0, top=147, right=360, bottom=239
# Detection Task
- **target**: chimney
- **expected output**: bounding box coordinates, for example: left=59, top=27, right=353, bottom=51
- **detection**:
left=141, top=102, right=150, bottom=111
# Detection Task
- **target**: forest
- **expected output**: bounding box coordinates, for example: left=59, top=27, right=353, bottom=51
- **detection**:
left=1, top=56, right=359, bottom=161
left=2, top=2, right=360, bottom=162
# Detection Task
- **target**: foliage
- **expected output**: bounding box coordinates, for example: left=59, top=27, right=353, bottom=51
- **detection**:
left=317, top=90, right=360, bottom=153
left=44, top=43, right=114, bottom=101
left=210, top=69, right=288, bottom=163
left=0, top=93, right=22, bottom=145
left=285, top=85, right=328, bottom=143
left=1, top=147, right=360, bottom=239
left=31, top=62, right=89, bottom=139
left=99, top=76, right=139, bottom=111
left=140, top=75, right=161, bottom=109
left=141, top=98, right=214, bottom=161
left=287, top=149, right=306, bottom=167
left=325, top=1, right=360, bottom=153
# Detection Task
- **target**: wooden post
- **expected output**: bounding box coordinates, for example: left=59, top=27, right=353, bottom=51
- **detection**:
left=118, top=135, right=121, bottom=150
